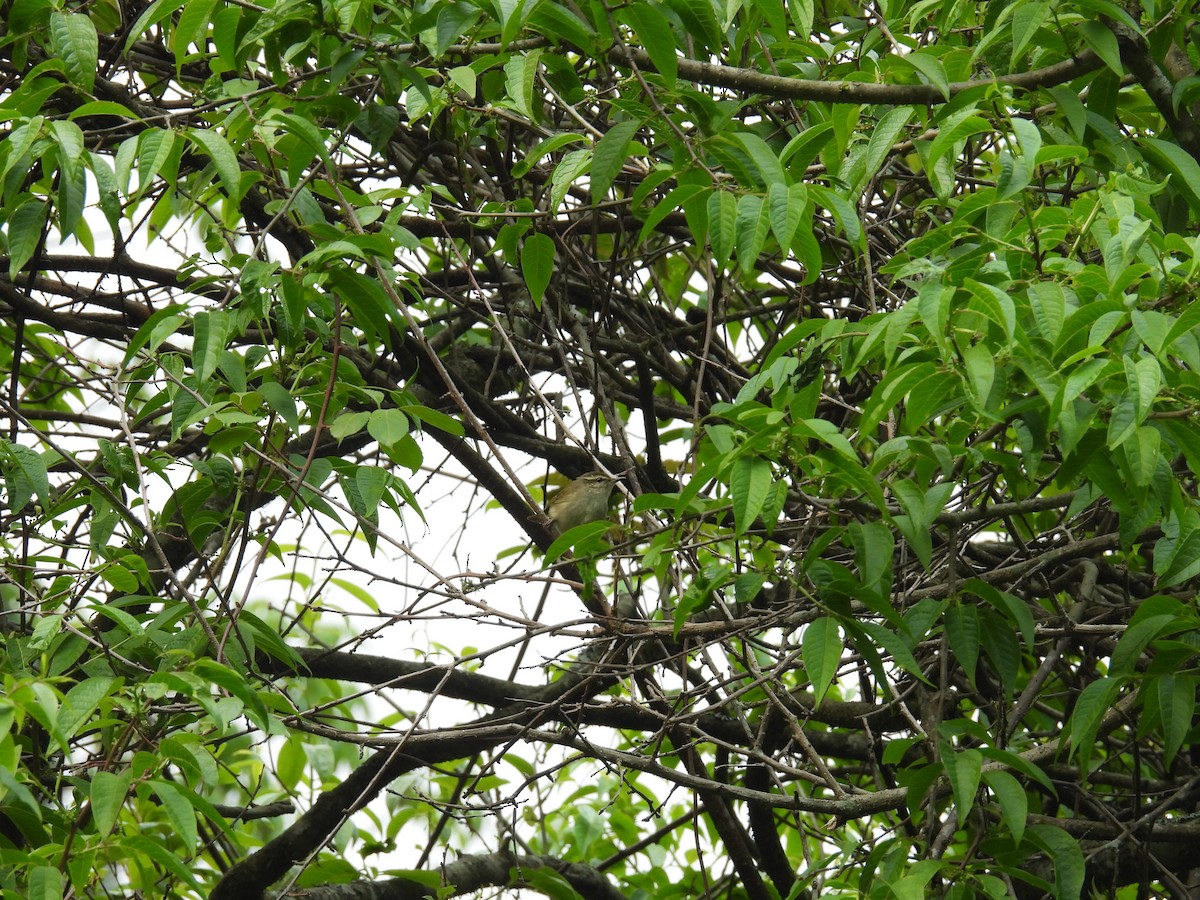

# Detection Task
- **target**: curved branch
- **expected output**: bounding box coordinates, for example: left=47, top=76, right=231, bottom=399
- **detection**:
left=1106, top=19, right=1200, bottom=160
left=609, top=47, right=1103, bottom=104
left=211, top=638, right=633, bottom=899
left=283, top=851, right=629, bottom=900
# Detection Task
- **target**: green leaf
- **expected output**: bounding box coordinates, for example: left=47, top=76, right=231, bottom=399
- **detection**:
left=965, top=584, right=1035, bottom=650
left=981, top=769, right=1027, bottom=844
left=122, top=305, right=186, bottom=368
left=124, top=0, right=185, bottom=50
left=527, top=2, right=597, bottom=51
left=192, top=658, right=271, bottom=730
left=1027, top=282, right=1067, bottom=343
left=780, top=122, right=834, bottom=170
left=982, top=617, right=1021, bottom=701
left=621, top=3, right=677, bottom=87
left=1141, top=136, right=1200, bottom=219
left=448, top=64, right=475, bottom=96
left=965, top=279, right=1016, bottom=341
left=152, top=779, right=200, bottom=851
left=273, top=111, right=333, bottom=172
left=707, top=189, right=738, bottom=268
left=327, top=268, right=396, bottom=342
left=191, top=310, right=231, bottom=382
left=56, top=676, right=117, bottom=752
left=1010, top=0, right=1050, bottom=66
left=493, top=0, right=522, bottom=45
left=172, top=0, right=218, bottom=64
left=1125, top=424, right=1160, bottom=487
left=961, top=343, right=996, bottom=414
left=858, top=361, right=938, bottom=436
left=404, top=404, right=466, bottom=437
left=6, top=199, right=48, bottom=276
left=730, top=454, right=771, bottom=536
left=120, top=834, right=203, bottom=891
left=1132, top=354, right=1161, bottom=420
left=802, top=616, right=841, bottom=706
left=521, top=232, right=556, bottom=307
left=99, top=559, right=140, bottom=592
left=135, top=127, right=178, bottom=198
left=591, top=119, right=640, bottom=201
left=426, top=4, right=480, bottom=57
left=941, top=744, right=982, bottom=822
left=1106, top=388, right=1138, bottom=449
left=545, top=520, right=612, bottom=563
left=90, top=770, right=131, bottom=838
left=849, top=520, right=893, bottom=594
left=503, top=50, right=542, bottom=121
left=666, top=0, right=722, bottom=53
left=1157, top=526, right=1200, bottom=588
left=550, top=148, right=591, bottom=213
left=27, top=866, right=63, bottom=900
left=853, top=105, right=912, bottom=195
left=924, top=112, right=991, bottom=200
left=86, top=150, right=119, bottom=236
left=237, top=610, right=307, bottom=670
left=67, top=100, right=134, bottom=122
left=1078, top=19, right=1123, bottom=75
left=637, top=180, right=704, bottom=241
left=730, top=132, right=787, bottom=188
left=854, top=619, right=928, bottom=682
left=996, top=116, right=1041, bottom=200
left=944, top=602, right=980, bottom=686
left=1156, top=674, right=1195, bottom=769
left=46, top=119, right=88, bottom=240
left=733, top=571, right=767, bottom=605
left=259, top=380, right=300, bottom=431
left=1067, top=677, right=1118, bottom=767
left=2, top=116, right=45, bottom=181
left=809, top=183, right=862, bottom=248
left=356, top=102, right=401, bottom=154
left=899, top=51, right=949, bottom=100
left=735, top=193, right=770, bottom=274
left=187, top=127, right=243, bottom=201
left=1026, top=824, right=1084, bottom=900
left=789, top=0, right=813, bottom=36
left=367, top=408, right=410, bottom=447
left=352, top=463, right=387, bottom=514
left=1109, top=614, right=1179, bottom=678
left=48, top=11, right=98, bottom=93
left=512, top=132, right=586, bottom=178
left=523, top=864, right=586, bottom=899
left=1131, top=310, right=1172, bottom=357
left=792, top=219, right=823, bottom=282
left=3, top=442, right=51, bottom=511
left=331, top=410, right=370, bottom=440
left=768, top=181, right=806, bottom=249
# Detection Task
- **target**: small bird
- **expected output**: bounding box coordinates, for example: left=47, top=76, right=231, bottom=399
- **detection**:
left=546, top=472, right=616, bottom=533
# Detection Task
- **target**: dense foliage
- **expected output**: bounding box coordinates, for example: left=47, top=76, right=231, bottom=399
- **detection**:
left=3, top=0, right=1200, bottom=896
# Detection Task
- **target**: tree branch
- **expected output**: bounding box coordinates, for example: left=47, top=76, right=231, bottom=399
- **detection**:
left=609, top=46, right=1103, bottom=104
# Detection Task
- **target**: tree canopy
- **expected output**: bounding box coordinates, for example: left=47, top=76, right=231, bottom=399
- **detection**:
left=3, top=0, right=1200, bottom=897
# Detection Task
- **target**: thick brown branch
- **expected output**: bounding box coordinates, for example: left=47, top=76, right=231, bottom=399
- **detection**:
left=285, top=851, right=629, bottom=900
left=1106, top=19, right=1200, bottom=160
left=609, top=47, right=1103, bottom=104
